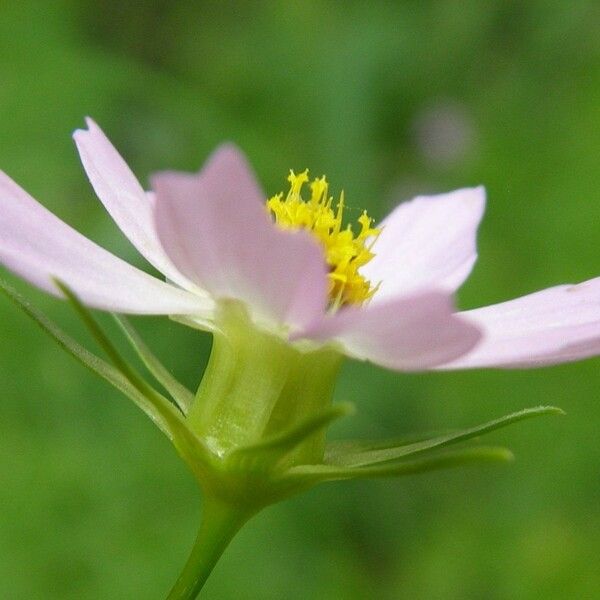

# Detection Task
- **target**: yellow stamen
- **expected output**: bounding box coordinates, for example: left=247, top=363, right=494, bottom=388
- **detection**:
left=267, top=170, right=380, bottom=309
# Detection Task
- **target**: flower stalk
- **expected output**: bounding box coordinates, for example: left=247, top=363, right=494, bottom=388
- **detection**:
left=167, top=499, right=253, bottom=600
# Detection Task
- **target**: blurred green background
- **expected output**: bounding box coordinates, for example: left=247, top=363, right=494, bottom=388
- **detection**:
left=1, top=1, right=599, bottom=598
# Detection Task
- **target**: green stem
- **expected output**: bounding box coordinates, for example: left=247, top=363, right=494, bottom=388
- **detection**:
left=167, top=499, right=251, bottom=599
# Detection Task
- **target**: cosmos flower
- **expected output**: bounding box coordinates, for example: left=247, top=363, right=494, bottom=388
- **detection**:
left=0, top=118, right=598, bottom=373
left=3, top=118, right=596, bottom=597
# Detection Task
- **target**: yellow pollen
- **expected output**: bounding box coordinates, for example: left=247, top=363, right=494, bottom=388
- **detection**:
left=267, top=169, right=381, bottom=309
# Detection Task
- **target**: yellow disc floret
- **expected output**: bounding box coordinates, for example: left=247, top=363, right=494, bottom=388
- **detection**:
left=267, top=170, right=380, bottom=309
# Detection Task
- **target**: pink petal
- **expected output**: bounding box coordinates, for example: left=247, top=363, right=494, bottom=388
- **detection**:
left=440, top=277, right=600, bottom=368
left=295, top=292, right=482, bottom=371
left=362, top=187, right=485, bottom=302
left=152, top=144, right=328, bottom=329
left=0, top=171, right=213, bottom=315
left=73, top=118, right=192, bottom=290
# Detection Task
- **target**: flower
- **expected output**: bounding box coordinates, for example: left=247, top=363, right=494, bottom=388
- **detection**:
left=2, top=118, right=594, bottom=597
left=0, top=117, right=599, bottom=372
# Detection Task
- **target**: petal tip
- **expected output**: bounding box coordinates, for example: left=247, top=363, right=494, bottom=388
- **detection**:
left=473, top=184, right=487, bottom=204
left=84, top=116, right=98, bottom=130
left=459, top=185, right=486, bottom=210
left=204, top=142, right=251, bottom=173
left=72, top=117, right=101, bottom=142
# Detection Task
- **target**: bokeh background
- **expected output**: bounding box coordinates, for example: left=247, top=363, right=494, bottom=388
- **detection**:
left=1, top=1, right=599, bottom=598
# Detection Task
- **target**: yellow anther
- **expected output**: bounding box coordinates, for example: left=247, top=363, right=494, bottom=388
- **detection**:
left=267, top=171, right=380, bottom=309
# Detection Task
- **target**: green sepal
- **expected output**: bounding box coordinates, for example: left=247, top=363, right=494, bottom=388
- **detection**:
left=0, top=278, right=213, bottom=476
left=113, top=314, right=195, bottom=414
left=283, top=446, right=514, bottom=485
left=53, top=281, right=215, bottom=474
left=227, top=402, right=354, bottom=470
left=325, top=406, right=564, bottom=468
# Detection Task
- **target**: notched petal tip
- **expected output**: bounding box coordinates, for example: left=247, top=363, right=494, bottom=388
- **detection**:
left=205, top=141, right=248, bottom=165
left=150, top=143, right=258, bottom=201
left=197, top=141, right=266, bottom=203
left=72, top=116, right=99, bottom=140
left=464, top=184, right=486, bottom=205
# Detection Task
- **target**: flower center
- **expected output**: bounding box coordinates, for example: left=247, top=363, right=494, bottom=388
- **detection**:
left=267, top=170, right=380, bottom=308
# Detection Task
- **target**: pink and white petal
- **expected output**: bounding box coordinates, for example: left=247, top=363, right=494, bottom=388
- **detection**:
left=73, top=118, right=193, bottom=290
left=440, top=277, right=600, bottom=369
left=0, top=171, right=213, bottom=316
left=295, top=291, right=482, bottom=371
left=362, top=187, right=485, bottom=302
left=153, top=144, right=328, bottom=329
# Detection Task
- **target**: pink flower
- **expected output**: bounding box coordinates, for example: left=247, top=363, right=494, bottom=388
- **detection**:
left=1, top=118, right=598, bottom=371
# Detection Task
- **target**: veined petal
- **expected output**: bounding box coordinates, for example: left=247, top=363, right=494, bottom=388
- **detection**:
left=440, top=277, right=600, bottom=369
left=295, top=291, right=482, bottom=371
left=73, top=118, right=194, bottom=290
left=0, top=171, right=213, bottom=316
left=153, top=144, right=328, bottom=329
left=362, top=187, right=485, bottom=301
